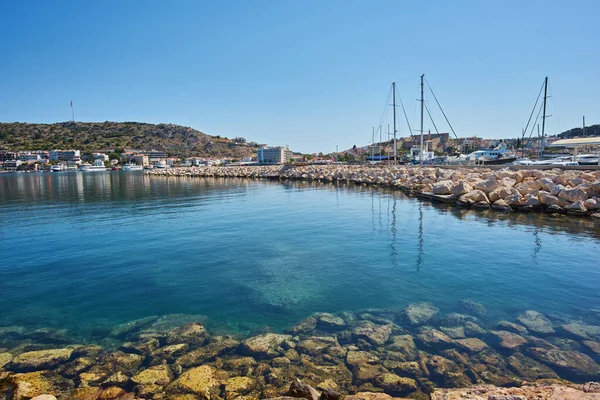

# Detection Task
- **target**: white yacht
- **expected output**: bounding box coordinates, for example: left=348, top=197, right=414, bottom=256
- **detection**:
left=575, top=154, right=599, bottom=165
left=123, top=163, right=143, bottom=171
left=79, top=160, right=107, bottom=172
left=51, top=163, right=67, bottom=172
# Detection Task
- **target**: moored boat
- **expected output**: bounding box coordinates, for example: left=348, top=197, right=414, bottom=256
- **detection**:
left=79, top=160, right=107, bottom=172
left=51, top=163, right=67, bottom=172
left=123, top=163, right=143, bottom=171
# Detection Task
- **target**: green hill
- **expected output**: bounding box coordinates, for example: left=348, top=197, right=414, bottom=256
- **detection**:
left=0, top=121, right=258, bottom=158
left=557, top=124, right=600, bottom=139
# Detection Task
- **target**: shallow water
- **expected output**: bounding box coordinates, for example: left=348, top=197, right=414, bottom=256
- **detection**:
left=0, top=171, right=599, bottom=339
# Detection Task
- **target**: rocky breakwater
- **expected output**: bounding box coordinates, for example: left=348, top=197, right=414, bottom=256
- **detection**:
left=2, top=304, right=600, bottom=399
left=147, top=166, right=600, bottom=219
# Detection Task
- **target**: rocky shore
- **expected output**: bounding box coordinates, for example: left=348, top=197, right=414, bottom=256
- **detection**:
left=145, top=166, right=600, bottom=220
left=1, top=303, right=600, bottom=400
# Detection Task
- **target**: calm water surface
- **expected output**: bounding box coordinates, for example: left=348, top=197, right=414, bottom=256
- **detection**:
left=1, top=171, right=599, bottom=339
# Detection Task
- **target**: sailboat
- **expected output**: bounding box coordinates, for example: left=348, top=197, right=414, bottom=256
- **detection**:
left=515, top=77, right=551, bottom=163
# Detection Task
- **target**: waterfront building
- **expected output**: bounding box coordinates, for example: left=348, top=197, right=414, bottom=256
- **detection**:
left=129, top=154, right=149, bottom=167
left=17, top=152, right=41, bottom=162
left=142, top=149, right=168, bottom=159
left=0, top=150, right=17, bottom=162
left=3, top=160, right=23, bottom=171
left=49, top=150, right=81, bottom=161
left=257, top=146, right=292, bottom=165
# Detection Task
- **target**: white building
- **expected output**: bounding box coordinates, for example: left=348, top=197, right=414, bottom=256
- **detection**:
left=49, top=150, right=81, bottom=161
left=18, top=152, right=41, bottom=162
left=93, top=153, right=109, bottom=161
left=257, top=146, right=292, bottom=165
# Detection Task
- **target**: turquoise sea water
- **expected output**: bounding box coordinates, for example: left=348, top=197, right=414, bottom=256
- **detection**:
left=1, top=171, right=599, bottom=340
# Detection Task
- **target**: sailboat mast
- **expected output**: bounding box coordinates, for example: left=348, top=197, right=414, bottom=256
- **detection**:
left=540, top=76, right=548, bottom=160
left=379, top=125, right=382, bottom=158
left=420, top=74, right=424, bottom=166
left=392, top=82, right=397, bottom=164
left=371, top=127, right=375, bottom=161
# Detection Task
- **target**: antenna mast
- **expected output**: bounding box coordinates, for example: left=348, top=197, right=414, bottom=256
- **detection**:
left=392, top=82, right=397, bottom=164
left=420, top=74, right=424, bottom=166
left=540, top=76, right=548, bottom=160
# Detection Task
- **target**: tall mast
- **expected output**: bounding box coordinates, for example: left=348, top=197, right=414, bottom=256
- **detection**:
left=583, top=116, right=586, bottom=137
left=540, top=76, right=548, bottom=160
left=379, top=125, right=382, bottom=158
left=392, top=82, right=397, bottom=164
left=371, top=127, right=375, bottom=161
left=420, top=74, right=424, bottom=166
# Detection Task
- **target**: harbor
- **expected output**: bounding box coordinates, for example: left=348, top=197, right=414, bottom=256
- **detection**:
left=1, top=172, right=599, bottom=399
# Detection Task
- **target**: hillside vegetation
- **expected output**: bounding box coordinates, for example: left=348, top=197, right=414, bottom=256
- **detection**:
left=557, top=124, right=600, bottom=139
left=0, top=121, right=258, bottom=158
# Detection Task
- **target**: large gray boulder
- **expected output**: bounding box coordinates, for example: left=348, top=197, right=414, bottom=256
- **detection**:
left=516, top=310, right=554, bottom=335
left=400, top=302, right=439, bottom=326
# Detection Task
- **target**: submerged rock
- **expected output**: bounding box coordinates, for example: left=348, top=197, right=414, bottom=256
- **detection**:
left=416, top=329, right=453, bottom=350
left=374, top=373, right=417, bottom=396
left=527, top=347, right=600, bottom=381
left=496, top=321, right=527, bottom=335
left=386, top=335, right=418, bottom=361
left=176, top=337, right=239, bottom=366
left=6, top=371, right=61, bottom=400
left=317, top=314, right=346, bottom=331
left=103, top=351, right=144, bottom=372
left=400, top=302, right=439, bottom=326
left=319, top=388, right=342, bottom=400
left=297, top=336, right=339, bottom=356
left=426, top=355, right=472, bottom=387
left=438, top=313, right=476, bottom=327
left=287, top=380, right=320, bottom=400
left=289, top=317, right=318, bottom=334
left=0, top=352, right=13, bottom=368
left=241, top=333, right=291, bottom=359
left=506, top=353, right=558, bottom=380
left=464, top=321, right=486, bottom=337
left=346, top=350, right=380, bottom=366
left=120, top=337, right=160, bottom=355
left=166, top=323, right=209, bottom=346
left=352, top=322, right=392, bottom=346
left=559, top=323, right=600, bottom=340
left=488, top=331, right=527, bottom=350
left=109, top=316, right=158, bottom=338
left=454, top=338, right=488, bottom=353
left=224, top=376, right=256, bottom=398
left=344, top=392, right=402, bottom=400
left=132, top=364, right=173, bottom=386
left=102, top=371, right=131, bottom=387
left=9, top=348, right=73, bottom=371
left=439, top=326, right=466, bottom=339
left=516, top=310, right=554, bottom=335
left=168, top=365, right=221, bottom=397
left=458, top=300, right=486, bottom=317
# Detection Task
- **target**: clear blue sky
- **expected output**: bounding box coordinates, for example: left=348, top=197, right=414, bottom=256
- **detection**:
left=1, top=1, right=598, bottom=153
